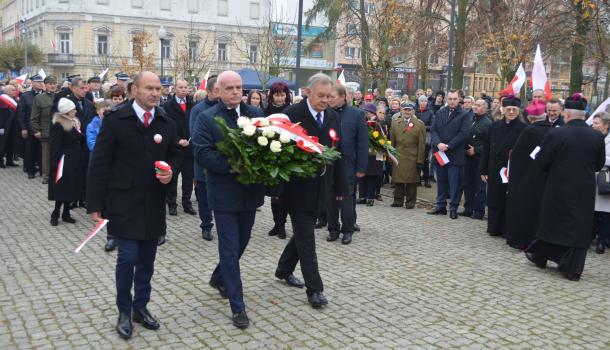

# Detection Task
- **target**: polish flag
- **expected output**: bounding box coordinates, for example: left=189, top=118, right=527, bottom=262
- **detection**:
left=198, top=69, right=210, bottom=91
left=531, top=44, right=552, bottom=100
left=74, top=219, right=109, bottom=253
left=50, top=40, right=56, bottom=50
left=500, top=63, right=526, bottom=96
left=38, top=68, right=47, bottom=79
left=0, top=94, right=18, bottom=111
left=15, top=73, right=28, bottom=85
left=434, top=151, right=450, bottom=167
left=336, top=70, right=346, bottom=86
left=55, top=155, right=65, bottom=183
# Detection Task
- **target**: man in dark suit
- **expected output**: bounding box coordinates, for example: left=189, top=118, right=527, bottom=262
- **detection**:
left=546, top=98, right=565, bottom=127
left=327, top=83, right=368, bottom=244
left=159, top=79, right=171, bottom=106
left=18, top=74, right=44, bottom=178
left=85, top=76, right=103, bottom=102
left=428, top=90, right=471, bottom=219
left=87, top=71, right=182, bottom=339
left=274, top=73, right=348, bottom=308
left=189, top=75, right=218, bottom=241
left=163, top=79, right=196, bottom=220
left=191, top=71, right=265, bottom=329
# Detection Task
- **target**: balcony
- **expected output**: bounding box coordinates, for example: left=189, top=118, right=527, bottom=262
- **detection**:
left=47, top=53, right=75, bottom=65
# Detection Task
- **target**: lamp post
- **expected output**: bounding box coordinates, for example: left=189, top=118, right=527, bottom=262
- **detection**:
left=295, top=0, right=303, bottom=89
left=21, top=19, right=28, bottom=74
left=158, top=26, right=167, bottom=79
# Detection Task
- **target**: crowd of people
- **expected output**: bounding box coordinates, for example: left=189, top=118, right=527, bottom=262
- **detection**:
left=1, top=68, right=609, bottom=339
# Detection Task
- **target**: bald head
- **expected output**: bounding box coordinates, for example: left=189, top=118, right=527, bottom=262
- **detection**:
left=132, top=71, right=161, bottom=110
left=175, top=79, right=189, bottom=99
left=215, top=71, right=243, bottom=108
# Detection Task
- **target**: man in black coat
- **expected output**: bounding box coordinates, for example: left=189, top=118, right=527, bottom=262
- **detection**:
left=428, top=90, right=472, bottom=219
left=163, top=79, right=196, bottom=218
left=505, top=102, right=552, bottom=250
left=18, top=74, right=44, bottom=177
left=459, top=99, right=492, bottom=219
left=87, top=72, right=182, bottom=339
left=480, top=96, right=526, bottom=236
left=191, top=71, right=265, bottom=329
left=85, top=76, right=103, bottom=102
left=326, top=84, right=368, bottom=245
left=526, top=95, right=605, bottom=281
left=415, top=95, right=435, bottom=187
left=546, top=98, right=565, bottom=128
left=275, top=73, right=348, bottom=308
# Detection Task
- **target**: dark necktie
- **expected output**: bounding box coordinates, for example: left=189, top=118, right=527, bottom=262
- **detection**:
left=227, top=108, right=238, bottom=122
left=316, top=112, right=323, bottom=128
left=78, top=100, right=83, bottom=110
left=143, top=111, right=151, bottom=128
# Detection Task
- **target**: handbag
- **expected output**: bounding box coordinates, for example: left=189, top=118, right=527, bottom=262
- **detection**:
left=597, top=167, right=610, bottom=195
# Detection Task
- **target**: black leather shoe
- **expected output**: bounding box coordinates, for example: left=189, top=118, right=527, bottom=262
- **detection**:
left=105, top=239, right=117, bottom=252
left=209, top=279, right=228, bottom=299
left=232, top=310, right=249, bottom=329
left=202, top=229, right=213, bottom=241
left=561, top=272, right=581, bottom=281
left=268, top=227, right=278, bottom=236
left=157, top=235, right=166, bottom=246
left=457, top=210, right=472, bottom=217
left=342, top=232, right=353, bottom=245
left=308, top=292, right=328, bottom=309
left=427, top=207, right=447, bottom=215
left=41, top=177, right=48, bottom=184
left=62, top=215, right=77, bottom=224
left=525, top=252, right=546, bottom=269
left=27, top=173, right=36, bottom=179
left=375, top=194, right=383, bottom=201
left=471, top=212, right=484, bottom=220
left=353, top=223, right=360, bottom=232
left=424, top=180, right=431, bottom=188
left=596, top=242, right=605, bottom=254
left=277, top=228, right=286, bottom=239
left=183, top=206, right=197, bottom=215
left=327, top=231, right=339, bottom=242
left=116, top=312, right=133, bottom=339
left=50, top=216, right=59, bottom=226
left=133, top=308, right=160, bottom=330
left=281, top=274, right=305, bottom=288
left=449, top=210, right=458, bottom=219
left=366, top=199, right=374, bottom=206
left=168, top=206, right=178, bottom=216
left=391, top=202, right=402, bottom=207
left=314, top=220, right=327, bottom=229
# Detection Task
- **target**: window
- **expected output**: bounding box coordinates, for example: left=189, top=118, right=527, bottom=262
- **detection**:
left=249, top=44, right=258, bottom=63
left=217, top=43, right=227, bottom=61
left=364, top=2, right=374, bottom=14
left=160, top=0, right=170, bottom=10
left=59, top=32, right=71, bottom=54
left=187, top=0, right=199, bottom=13
left=189, top=40, right=199, bottom=60
left=346, top=24, right=358, bottom=36
left=429, top=53, right=438, bottom=65
left=249, top=1, right=260, bottom=19
left=97, top=34, right=108, bottom=55
left=345, top=47, right=357, bottom=58
left=161, top=39, right=171, bottom=59
left=218, top=0, right=228, bottom=16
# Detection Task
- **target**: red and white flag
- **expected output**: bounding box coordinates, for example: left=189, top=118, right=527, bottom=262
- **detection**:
left=531, top=44, right=552, bottom=100
left=500, top=63, right=526, bottom=96
left=198, top=68, right=210, bottom=91
left=55, top=155, right=65, bottom=183
left=38, top=68, right=47, bottom=80
left=0, top=94, right=18, bottom=111
left=50, top=39, right=56, bottom=50
left=434, top=151, right=450, bottom=167
left=74, top=219, right=109, bottom=253
left=336, top=70, right=346, bottom=86
left=14, top=73, right=28, bottom=85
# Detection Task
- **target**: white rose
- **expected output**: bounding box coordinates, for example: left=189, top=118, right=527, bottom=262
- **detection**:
left=270, top=140, right=282, bottom=153
left=257, top=136, right=269, bottom=146
left=259, top=118, right=270, bottom=126
left=242, top=124, right=257, bottom=136
left=279, top=133, right=291, bottom=144
left=237, top=117, right=251, bottom=128
left=263, top=129, right=276, bottom=138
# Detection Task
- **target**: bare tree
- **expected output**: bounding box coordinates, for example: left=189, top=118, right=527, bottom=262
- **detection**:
left=119, top=30, right=156, bottom=76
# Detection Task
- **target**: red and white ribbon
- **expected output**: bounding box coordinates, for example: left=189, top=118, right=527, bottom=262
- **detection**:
left=259, top=114, right=324, bottom=154
left=74, top=219, right=109, bottom=253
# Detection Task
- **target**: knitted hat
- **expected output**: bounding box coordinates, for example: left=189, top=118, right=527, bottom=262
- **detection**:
left=57, top=98, right=76, bottom=114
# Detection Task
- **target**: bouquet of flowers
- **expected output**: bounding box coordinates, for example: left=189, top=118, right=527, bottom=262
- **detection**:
left=367, top=120, right=398, bottom=164
left=214, top=114, right=341, bottom=186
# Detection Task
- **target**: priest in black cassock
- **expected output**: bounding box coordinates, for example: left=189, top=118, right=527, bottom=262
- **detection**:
left=505, top=101, right=552, bottom=250
left=480, top=96, right=526, bottom=236
left=526, top=94, right=606, bottom=281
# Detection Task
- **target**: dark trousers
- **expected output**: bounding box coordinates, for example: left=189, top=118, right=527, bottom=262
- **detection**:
left=597, top=212, right=610, bottom=246
left=363, top=175, right=381, bottom=199
left=271, top=196, right=288, bottom=229
left=210, top=210, right=256, bottom=314
left=434, top=162, right=462, bottom=210
left=24, top=135, right=41, bottom=175
left=463, top=156, right=486, bottom=214
left=195, top=180, right=214, bottom=231
left=276, top=210, right=323, bottom=296
left=115, top=239, right=158, bottom=314
left=327, top=180, right=356, bottom=234
left=422, top=144, right=431, bottom=180
left=166, top=156, right=194, bottom=207
left=393, top=183, right=417, bottom=208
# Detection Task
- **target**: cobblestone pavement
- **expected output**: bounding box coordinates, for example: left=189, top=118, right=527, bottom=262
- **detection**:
left=1, top=165, right=610, bottom=349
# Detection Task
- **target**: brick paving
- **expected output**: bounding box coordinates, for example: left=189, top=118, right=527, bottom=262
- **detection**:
left=1, top=165, right=610, bottom=349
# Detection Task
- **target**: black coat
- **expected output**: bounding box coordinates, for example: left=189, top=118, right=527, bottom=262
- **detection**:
left=505, top=121, right=552, bottom=247
left=335, top=104, right=368, bottom=182
left=17, top=90, right=40, bottom=133
left=163, top=95, right=195, bottom=156
left=87, top=101, right=182, bottom=240
left=67, top=95, right=96, bottom=131
left=535, top=119, right=605, bottom=248
left=467, top=113, right=493, bottom=156
left=280, top=98, right=348, bottom=212
left=48, top=114, right=85, bottom=202
left=546, top=116, right=565, bottom=128
left=0, top=101, right=16, bottom=155
left=430, top=105, right=472, bottom=166
left=191, top=100, right=266, bottom=212
left=264, top=103, right=288, bottom=117
left=190, top=97, right=218, bottom=182
left=85, top=90, right=103, bottom=103
left=480, top=118, right=526, bottom=208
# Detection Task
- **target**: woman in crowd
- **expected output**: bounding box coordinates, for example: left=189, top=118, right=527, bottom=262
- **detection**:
left=110, top=87, right=126, bottom=106
left=193, top=90, right=207, bottom=103
left=247, top=90, right=263, bottom=109
left=48, top=98, right=85, bottom=226
left=359, top=103, right=384, bottom=206
left=592, top=112, right=610, bottom=254
left=388, top=98, right=401, bottom=120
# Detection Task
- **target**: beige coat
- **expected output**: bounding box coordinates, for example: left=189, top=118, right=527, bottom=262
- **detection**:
left=391, top=115, right=426, bottom=183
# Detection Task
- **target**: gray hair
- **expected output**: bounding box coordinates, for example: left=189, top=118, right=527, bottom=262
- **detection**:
left=595, top=112, right=610, bottom=124
left=306, top=73, right=333, bottom=89
left=464, top=96, right=475, bottom=103
left=475, top=99, right=488, bottom=112
left=565, top=109, right=586, bottom=119
left=418, top=95, right=428, bottom=103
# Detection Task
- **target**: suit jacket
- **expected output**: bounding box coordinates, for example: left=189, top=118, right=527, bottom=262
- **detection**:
left=281, top=98, right=348, bottom=212
left=85, top=90, right=103, bottom=103
left=191, top=100, right=266, bottom=212
left=17, top=90, right=41, bottom=133
left=430, top=105, right=472, bottom=166
left=190, top=97, right=219, bottom=182
left=86, top=101, right=182, bottom=240
left=163, top=95, right=195, bottom=156
left=335, top=103, right=368, bottom=183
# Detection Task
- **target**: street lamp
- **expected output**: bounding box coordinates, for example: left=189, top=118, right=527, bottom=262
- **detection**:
left=158, top=26, right=167, bottom=79
left=20, top=18, right=28, bottom=74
